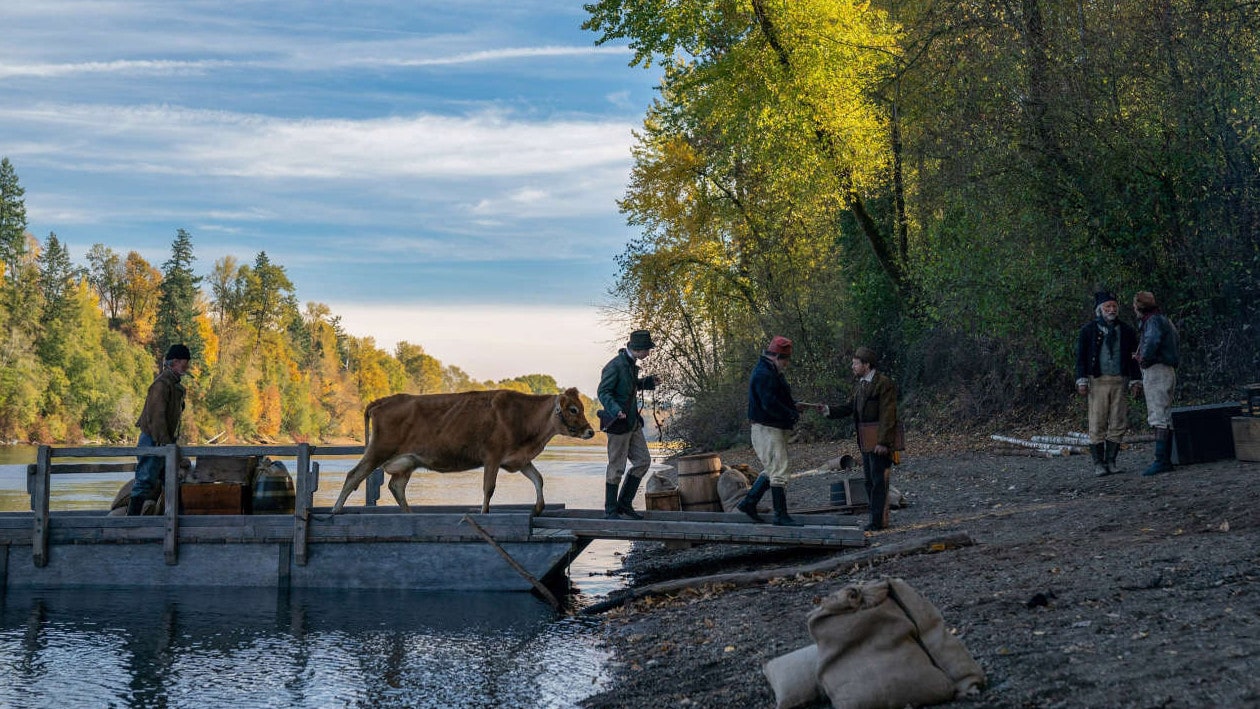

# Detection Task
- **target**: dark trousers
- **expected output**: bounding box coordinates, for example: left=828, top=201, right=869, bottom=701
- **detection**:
left=862, top=452, right=891, bottom=528
left=133, top=432, right=164, bottom=501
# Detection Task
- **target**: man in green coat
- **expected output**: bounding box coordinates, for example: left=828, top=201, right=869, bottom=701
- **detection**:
left=597, top=330, right=660, bottom=519
left=129, top=344, right=190, bottom=516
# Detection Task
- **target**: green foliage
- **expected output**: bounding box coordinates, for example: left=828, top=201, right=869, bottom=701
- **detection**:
left=154, top=229, right=204, bottom=359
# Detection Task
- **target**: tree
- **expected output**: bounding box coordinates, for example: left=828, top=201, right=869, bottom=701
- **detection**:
left=0, top=157, right=27, bottom=287
left=154, top=229, right=203, bottom=359
left=85, top=244, right=126, bottom=323
left=37, top=232, right=78, bottom=321
left=121, top=251, right=161, bottom=344
left=239, top=251, right=295, bottom=350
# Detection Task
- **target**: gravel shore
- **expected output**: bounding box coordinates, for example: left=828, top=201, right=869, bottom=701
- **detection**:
left=578, top=438, right=1260, bottom=708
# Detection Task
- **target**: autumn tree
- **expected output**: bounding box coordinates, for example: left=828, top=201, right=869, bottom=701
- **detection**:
left=154, top=229, right=203, bottom=360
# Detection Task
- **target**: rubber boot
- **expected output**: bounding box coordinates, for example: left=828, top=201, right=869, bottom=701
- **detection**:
left=1104, top=440, right=1123, bottom=475
left=1142, top=428, right=1174, bottom=477
left=603, top=482, right=620, bottom=519
left=127, top=495, right=146, bottom=516
left=770, top=486, right=804, bottom=527
left=1091, top=443, right=1109, bottom=477
left=737, top=474, right=770, bottom=523
left=615, top=474, right=644, bottom=520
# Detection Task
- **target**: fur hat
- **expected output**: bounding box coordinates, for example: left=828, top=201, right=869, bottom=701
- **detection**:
left=627, top=330, right=655, bottom=350
left=1094, top=290, right=1118, bottom=307
left=767, top=336, right=793, bottom=357
left=164, top=344, right=191, bottom=361
left=853, top=346, right=878, bottom=366
left=1133, top=291, right=1157, bottom=313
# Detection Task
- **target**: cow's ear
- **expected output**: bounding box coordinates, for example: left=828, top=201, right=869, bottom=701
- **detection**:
left=564, top=387, right=579, bottom=398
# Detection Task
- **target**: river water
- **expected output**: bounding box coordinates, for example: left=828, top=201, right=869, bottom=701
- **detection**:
left=0, top=444, right=658, bottom=708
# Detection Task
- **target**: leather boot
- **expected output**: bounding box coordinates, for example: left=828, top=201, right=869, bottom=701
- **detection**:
left=127, top=495, right=146, bottom=516
left=603, top=482, right=620, bottom=519
left=770, top=486, right=803, bottom=527
left=1105, top=440, right=1122, bottom=474
left=1142, top=428, right=1174, bottom=476
left=1090, top=443, right=1108, bottom=476
left=737, top=474, right=770, bottom=523
left=615, top=474, right=644, bottom=520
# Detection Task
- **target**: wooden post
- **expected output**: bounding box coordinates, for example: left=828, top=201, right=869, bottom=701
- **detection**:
left=294, top=444, right=312, bottom=566
left=32, top=446, right=52, bottom=567
left=461, top=514, right=563, bottom=612
left=164, top=444, right=180, bottom=565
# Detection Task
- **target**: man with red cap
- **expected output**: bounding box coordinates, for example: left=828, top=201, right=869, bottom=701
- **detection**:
left=737, top=336, right=807, bottom=526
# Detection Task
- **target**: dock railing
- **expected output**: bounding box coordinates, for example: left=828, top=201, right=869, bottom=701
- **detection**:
left=26, top=443, right=372, bottom=568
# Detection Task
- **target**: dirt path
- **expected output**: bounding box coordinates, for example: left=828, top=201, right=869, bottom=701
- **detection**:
left=579, top=440, right=1260, bottom=708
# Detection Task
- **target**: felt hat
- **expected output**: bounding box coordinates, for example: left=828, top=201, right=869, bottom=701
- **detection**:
left=767, top=336, right=793, bottom=357
left=627, top=330, right=655, bottom=350
left=854, top=346, right=878, bottom=366
left=1094, top=290, right=1118, bottom=307
left=164, top=343, right=191, bottom=361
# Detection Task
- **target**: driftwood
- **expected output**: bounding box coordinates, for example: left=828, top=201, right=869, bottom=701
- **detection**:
left=989, top=435, right=1071, bottom=454
left=582, top=531, right=973, bottom=615
left=991, top=447, right=1060, bottom=459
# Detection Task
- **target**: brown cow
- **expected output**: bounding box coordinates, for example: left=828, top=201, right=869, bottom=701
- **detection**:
left=330, top=387, right=595, bottom=515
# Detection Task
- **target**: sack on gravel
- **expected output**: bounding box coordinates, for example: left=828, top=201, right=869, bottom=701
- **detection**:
left=645, top=466, right=679, bottom=493
left=762, top=643, right=825, bottom=709
left=717, top=465, right=750, bottom=511
left=807, top=577, right=984, bottom=709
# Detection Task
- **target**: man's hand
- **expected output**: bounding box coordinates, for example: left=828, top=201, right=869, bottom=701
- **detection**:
left=615, top=411, right=626, bottom=420
left=874, top=444, right=889, bottom=456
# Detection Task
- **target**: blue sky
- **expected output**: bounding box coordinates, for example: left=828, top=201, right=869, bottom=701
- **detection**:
left=0, top=1, right=660, bottom=395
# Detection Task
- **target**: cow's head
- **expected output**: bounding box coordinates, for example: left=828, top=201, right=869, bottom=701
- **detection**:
left=555, top=387, right=595, bottom=439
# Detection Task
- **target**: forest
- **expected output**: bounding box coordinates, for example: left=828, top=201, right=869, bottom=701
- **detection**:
left=583, top=0, right=1260, bottom=448
left=0, top=157, right=574, bottom=444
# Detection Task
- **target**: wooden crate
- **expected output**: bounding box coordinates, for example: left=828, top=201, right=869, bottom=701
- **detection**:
left=180, top=483, right=246, bottom=515
left=186, top=455, right=259, bottom=485
left=645, top=490, right=681, bottom=512
left=1233, top=417, right=1260, bottom=462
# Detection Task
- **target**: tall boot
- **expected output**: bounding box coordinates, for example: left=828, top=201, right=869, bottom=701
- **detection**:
left=1142, top=428, right=1174, bottom=477
left=615, top=474, right=644, bottom=520
left=770, top=486, right=804, bottom=527
left=1104, top=440, right=1123, bottom=475
left=737, top=474, right=770, bottom=523
left=127, top=495, right=146, bottom=516
left=603, top=482, right=620, bottom=519
left=1090, top=443, right=1109, bottom=477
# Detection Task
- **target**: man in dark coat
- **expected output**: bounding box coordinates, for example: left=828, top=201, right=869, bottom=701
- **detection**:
left=1074, top=290, right=1142, bottom=475
left=597, top=330, right=660, bottom=519
left=737, top=336, right=806, bottom=526
left=129, top=344, right=190, bottom=515
left=821, top=346, right=898, bottom=531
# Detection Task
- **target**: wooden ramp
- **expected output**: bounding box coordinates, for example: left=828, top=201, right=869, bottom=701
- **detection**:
left=532, top=509, right=866, bottom=548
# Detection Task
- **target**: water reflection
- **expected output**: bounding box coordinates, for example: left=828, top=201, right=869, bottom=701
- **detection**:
left=0, top=587, right=611, bottom=708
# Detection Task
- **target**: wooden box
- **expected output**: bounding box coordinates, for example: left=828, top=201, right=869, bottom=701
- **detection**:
left=180, top=482, right=246, bottom=515
left=829, top=477, right=868, bottom=507
left=645, top=490, right=682, bottom=512
left=186, top=455, right=259, bottom=485
left=1233, top=417, right=1260, bottom=462
left=1170, top=403, right=1241, bottom=465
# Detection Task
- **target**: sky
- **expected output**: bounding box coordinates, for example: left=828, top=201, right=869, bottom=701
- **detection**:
left=0, top=0, right=661, bottom=396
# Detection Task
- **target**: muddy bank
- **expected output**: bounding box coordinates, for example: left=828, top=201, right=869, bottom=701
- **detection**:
left=579, top=440, right=1260, bottom=708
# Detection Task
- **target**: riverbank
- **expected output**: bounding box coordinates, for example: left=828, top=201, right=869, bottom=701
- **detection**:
left=580, top=439, right=1260, bottom=708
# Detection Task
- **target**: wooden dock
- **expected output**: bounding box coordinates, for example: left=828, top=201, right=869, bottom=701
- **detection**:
left=2, top=444, right=866, bottom=593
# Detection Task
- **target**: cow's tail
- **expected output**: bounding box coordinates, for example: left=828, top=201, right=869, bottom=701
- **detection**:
left=362, top=401, right=377, bottom=447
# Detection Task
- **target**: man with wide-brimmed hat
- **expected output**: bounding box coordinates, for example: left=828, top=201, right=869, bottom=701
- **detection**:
left=737, top=335, right=807, bottom=527
left=1133, top=291, right=1180, bottom=476
left=129, top=343, right=191, bottom=515
left=1074, top=289, right=1142, bottom=475
left=820, top=346, right=899, bottom=531
left=597, top=329, right=660, bottom=519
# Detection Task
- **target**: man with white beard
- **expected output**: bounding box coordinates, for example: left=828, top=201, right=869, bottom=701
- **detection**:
left=1074, top=290, right=1142, bottom=475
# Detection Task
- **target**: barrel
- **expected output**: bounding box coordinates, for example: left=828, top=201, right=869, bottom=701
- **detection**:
left=252, top=460, right=295, bottom=514
left=676, top=453, right=722, bottom=512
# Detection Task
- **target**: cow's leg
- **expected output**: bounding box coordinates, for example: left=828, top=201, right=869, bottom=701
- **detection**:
left=519, top=462, right=546, bottom=516
left=331, top=453, right=389, bottom=514
left=383, top=454, right=421, bottom=513
left=480, top=459, right=503, bottom=514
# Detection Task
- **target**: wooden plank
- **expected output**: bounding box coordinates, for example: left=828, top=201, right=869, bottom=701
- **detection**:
left=311, top=445, right=365, bottom=456
left=32, top=446, right=51, bottom=567
left=314, top=503, right=566, bottom=515
left=538, top=508, right=861, bottom=527
left=530, top=516, right=865, bottom=547
left=306, top=513, right=531, bottom=542
left=164, top=445, right=180, bottom=565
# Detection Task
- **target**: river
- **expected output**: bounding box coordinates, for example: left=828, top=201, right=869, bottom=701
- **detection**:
left=0, top=444, right=657, bottom=708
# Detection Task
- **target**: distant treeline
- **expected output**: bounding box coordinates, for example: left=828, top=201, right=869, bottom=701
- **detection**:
left=585, top=0, right=1260, bottom=449
left=0, top=158, right=581, bottom=444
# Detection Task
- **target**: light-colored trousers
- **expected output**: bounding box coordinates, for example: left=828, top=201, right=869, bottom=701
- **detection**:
left=750, top=423, right=791, bottom=486
left=1087, top=375, right=1129, bottom=444
left=606, top=427, right=650, bottom=484
left=1142, top=364, right=1177, bottom=429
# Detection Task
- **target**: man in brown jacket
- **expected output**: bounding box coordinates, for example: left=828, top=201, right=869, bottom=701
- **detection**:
left=820, top=346, right=899, bottom=531
left=129, top=344, right=191, bottom=515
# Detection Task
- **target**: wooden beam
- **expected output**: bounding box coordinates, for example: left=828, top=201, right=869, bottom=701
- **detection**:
left=164, top=445, right=180, bottom=565
left=294, top=449, right=313, bottom=566
left=32, top=446, right=51, bottom=567
left=461, top=514, right=562, bottom=612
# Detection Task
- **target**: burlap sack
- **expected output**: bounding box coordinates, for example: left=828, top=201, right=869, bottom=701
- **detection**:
left=645, top=466, right=679, bottom=493
left=762, top=643, right=825, bottom=709
left=717, top=465, right=751, bottom=511
left=807, top=578, right=984, bottom=709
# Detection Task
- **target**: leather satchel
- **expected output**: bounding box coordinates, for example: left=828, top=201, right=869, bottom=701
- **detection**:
left=858, top=421, right=905, bottom=453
